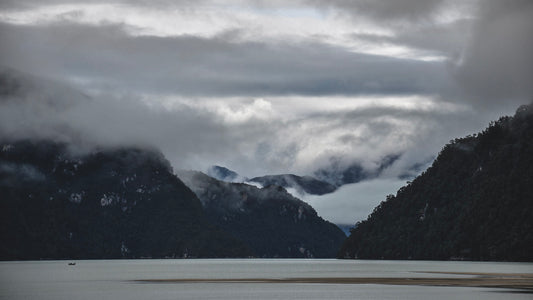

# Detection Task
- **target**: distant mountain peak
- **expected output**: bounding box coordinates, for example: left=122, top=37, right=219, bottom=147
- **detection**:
left=0, top=139, right=250, bottom=259
left=177, top=169, right=346, bottom=258
left=313, top=154, right=401, bottom=187
left=249, top=174, right=336, bottom=196
left=207, top=165, right=244, bottom=182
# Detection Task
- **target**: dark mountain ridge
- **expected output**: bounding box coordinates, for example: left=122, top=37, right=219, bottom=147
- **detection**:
left=1, top=138, right=346, bottom=260
left=0, top=140, right=250, bottom=260
left=339, top=104, right=533, bottom=261
left=177, top=170, right=346, bottom=258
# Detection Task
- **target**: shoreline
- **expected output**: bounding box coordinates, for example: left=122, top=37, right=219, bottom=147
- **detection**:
left=134, top=272, right=533, bottom=291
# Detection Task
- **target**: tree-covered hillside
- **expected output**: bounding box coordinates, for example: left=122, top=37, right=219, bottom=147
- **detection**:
left=339, top=104, right=533, bottom=261
left=0, top=140, right=250, bottom=260
left=178, top=170, right=346, bottom=258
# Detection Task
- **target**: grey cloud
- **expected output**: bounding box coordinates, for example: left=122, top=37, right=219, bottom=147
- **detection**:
left=0, top=21, right=455, bottom=98
left=247, top=100, right=492, bottom=180
left=307, top=0, right=450, bottom=23
left=0, top=69, right=271, bottom=173
left=352, top=18, right=473, bottom=58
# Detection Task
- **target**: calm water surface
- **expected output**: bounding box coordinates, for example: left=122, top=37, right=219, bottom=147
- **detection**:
left=1, top=259, right=532, bottom=300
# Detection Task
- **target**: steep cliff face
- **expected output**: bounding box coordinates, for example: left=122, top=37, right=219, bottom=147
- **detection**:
left=0, top=140, right=250, bottom=260
left=340, top=104, right=533, bottom=261
left=178, top=170, right=346, bottom=258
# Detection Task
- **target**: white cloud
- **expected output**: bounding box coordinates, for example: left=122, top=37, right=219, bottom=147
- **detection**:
left=0, top=0, right=466, bottom=61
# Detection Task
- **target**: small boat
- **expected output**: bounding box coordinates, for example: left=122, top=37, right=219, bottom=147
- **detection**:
left=68, top=262, right=76, bottom=266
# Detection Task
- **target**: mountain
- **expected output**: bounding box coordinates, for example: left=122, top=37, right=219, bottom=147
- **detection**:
left=207, top=165, right=243, bottom=182
left=177, top=170, right=346, bottom=258
left=207, top=166, right=336, bottom=196
left=339, top=104, right=533, bottom=261
left=0, top=140, right=251, bottom=260
left=249, top=174, right=336, bottom=196
left=314, top=154, right=400, bottom=187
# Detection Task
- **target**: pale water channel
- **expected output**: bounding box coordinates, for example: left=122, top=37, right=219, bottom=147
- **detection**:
left=1, top=259, right=532, bottom=300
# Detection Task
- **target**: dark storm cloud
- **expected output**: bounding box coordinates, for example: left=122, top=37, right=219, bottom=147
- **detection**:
left=453, top=0, right=533, bottom=107
left=307, top=0, right=532, bottom=109
left=0, top=21, right=454, bottom=98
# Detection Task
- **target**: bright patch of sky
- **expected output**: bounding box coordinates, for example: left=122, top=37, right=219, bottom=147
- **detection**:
left=304, top=178, right=407, bottom=224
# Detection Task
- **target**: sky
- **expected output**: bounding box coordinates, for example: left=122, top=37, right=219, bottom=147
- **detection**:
left=1, top=0, right=532, bottom=224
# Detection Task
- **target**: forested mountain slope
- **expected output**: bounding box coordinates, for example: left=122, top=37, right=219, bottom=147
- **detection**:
left=178, top=170, right=346, bottom=258
left=339, top=104, right=533, bottom=261
left=0, top=140, right=250, bottom=259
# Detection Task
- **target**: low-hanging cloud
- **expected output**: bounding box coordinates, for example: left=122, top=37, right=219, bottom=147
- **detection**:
left=0, top=68, right=489, bottom=179
left=0, top=68, right=253, bottom=170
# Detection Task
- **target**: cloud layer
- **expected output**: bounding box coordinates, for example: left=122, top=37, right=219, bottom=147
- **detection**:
left=0, top=22, right=456, bottom=98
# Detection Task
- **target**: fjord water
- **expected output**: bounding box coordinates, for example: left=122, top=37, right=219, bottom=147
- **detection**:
left=1, top=259, right=532, bottom=300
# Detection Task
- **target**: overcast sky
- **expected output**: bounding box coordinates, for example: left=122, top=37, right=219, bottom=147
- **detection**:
left=1, top=0, right=531, bottom=224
